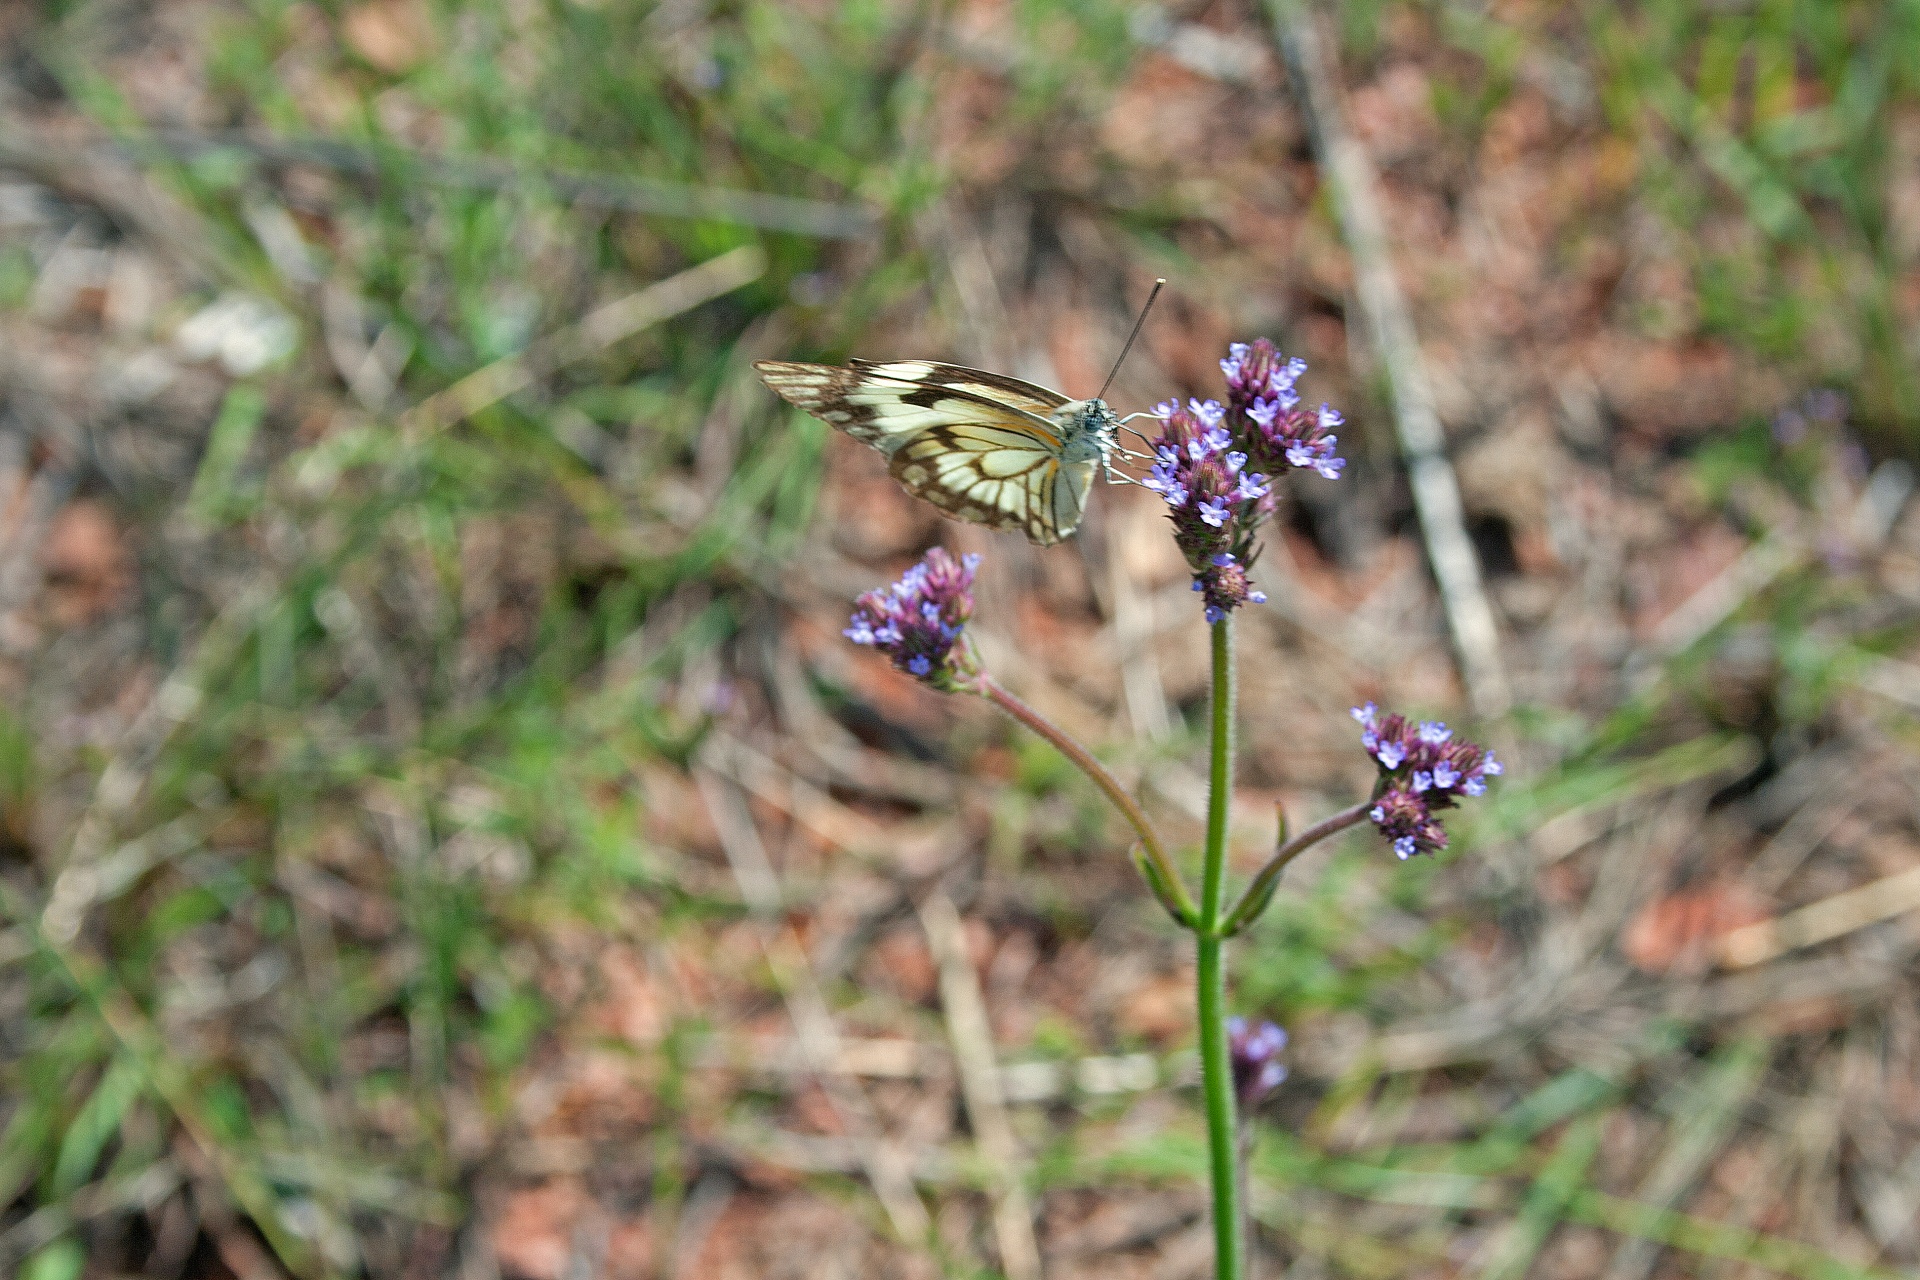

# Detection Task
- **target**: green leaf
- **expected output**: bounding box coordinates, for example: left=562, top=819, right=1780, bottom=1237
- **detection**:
left=52, top=1052, right=145, bottom=1198
left=21, top=1239, right=84, bottom=1280
left=1130, top=844, right=1195, bottom=928
left=188, top=383, right=269, bottom=523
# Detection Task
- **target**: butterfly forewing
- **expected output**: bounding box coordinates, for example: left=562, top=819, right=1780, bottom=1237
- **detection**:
left=849, top=360, right=1070, bottom=419
left=754, top=358, right=1098, bottom=545
left=757, top=361, right=1056, bottom=449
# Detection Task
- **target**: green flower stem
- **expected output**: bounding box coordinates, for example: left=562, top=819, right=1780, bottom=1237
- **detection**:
left=1221, top=800, right=1373, bottom=935
left=978, top=677, right=1196, bottom=924
left=1198, top=617, right=1243, bottom=1280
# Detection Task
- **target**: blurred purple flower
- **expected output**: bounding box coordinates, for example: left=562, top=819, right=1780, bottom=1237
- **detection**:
left=1227, top=1016, right=1288, bottom=1108
left=699, top=680, right=738, bottom=717
left=846, top=547, right=983, bottom=691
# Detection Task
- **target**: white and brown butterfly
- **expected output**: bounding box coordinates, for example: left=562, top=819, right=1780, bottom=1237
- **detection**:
left=754, top=358, right=1122, bottom=546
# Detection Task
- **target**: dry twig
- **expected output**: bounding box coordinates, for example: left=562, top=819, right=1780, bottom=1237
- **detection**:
left=1719, top=851, right=1920, bottom=970
left=400, top=245, right=766, bottom=439
left=1266, top=0, right=1511, bottom=718
left=918, top=889, right=1043, bottom=1280
left=692, top=764, right=931, bottom=1242
left=0, top=114, right=233, bottom=287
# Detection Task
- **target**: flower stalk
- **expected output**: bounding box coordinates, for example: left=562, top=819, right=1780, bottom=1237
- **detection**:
left=1197, top=616, right=1244, bottom=1280
left=979, top=677, right=1196, bottom=926
left=1222, top=801, right=1374, bottom=936
left=833, top=338, right=1502, bottom=1280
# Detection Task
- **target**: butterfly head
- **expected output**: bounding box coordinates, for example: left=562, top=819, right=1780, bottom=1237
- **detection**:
left=1053, top=398, right=1120, bottom=466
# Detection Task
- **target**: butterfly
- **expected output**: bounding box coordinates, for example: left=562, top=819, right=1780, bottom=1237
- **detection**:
left=753, top=358, right=1120, bottom=546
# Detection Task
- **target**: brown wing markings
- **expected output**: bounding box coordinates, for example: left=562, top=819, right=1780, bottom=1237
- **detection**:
left=967, top=476, right=1025, bottom=525
left=753, top=361, right=857, bottom=407
left=753, top=361, right=880, bottom=433
left=1029, top=467, right=1061, bottom=546
left=890, top=440, right=1049, bottom=497
left=756, top=360, right=1066, bottom=450
left=850, top=359, right=1071, bottom=414
left=916, top=477, right=1022, bottom=532
left=835, top=363, right=1062, bottom=430
left=904, top=425, right=1058, bottom=473
left=917, top=455, right=1044, bottom=518
left=895, top=385, right=1066, bottom=448
left=935, top=417, right=1064, bottom=454
left=888, top=434, right=1052, bottom=536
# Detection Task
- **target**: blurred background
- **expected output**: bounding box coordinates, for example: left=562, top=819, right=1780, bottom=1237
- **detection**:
left=2, top=1, right=1919, bottom=1277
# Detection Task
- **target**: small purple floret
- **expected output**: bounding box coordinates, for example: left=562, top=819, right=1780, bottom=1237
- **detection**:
left=1221, top=338, right=1347, bottom=482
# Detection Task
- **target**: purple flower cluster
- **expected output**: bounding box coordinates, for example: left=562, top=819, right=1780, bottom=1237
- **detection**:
left=1143, top=341, right=1346, bottom=623
left=1227, top=1016, right=1288, bottom=1109
left=1221, top=340, right=1346, bottom=481
left=845, top=547, right=983, bottom=691
left=1351, top=703, right=1501, bottom=859
left=1143, top=398, right=1273, bottom=622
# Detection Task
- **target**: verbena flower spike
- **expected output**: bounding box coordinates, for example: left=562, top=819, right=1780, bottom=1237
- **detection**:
left=1145, top=398, right=1274, bottom=622
left=838, top=340, right=1495, bottom=1280
left=844, top=547, right=984, bottom=692
left=1222, top=339, right=1346, bottom=481
left=1144, top=341, right=1347, bottom=625
left=1353, top=702, right=1502, bottom=859
left=846, top=547, right=1198, bottom=923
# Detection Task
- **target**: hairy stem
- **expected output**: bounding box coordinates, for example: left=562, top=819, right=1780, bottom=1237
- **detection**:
left=1198, top=618, right=1243, bottom=1280
left=979, top=677, right=1195, bottom=923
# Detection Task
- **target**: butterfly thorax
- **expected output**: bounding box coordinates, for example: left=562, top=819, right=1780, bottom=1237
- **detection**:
left=1052, top=399, right=1118, bottom=465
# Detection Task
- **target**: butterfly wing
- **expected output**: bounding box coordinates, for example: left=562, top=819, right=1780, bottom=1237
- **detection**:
left=754, top=359, right=1091, bottom=544
left=754, top=359, right=1063, bottom=453
left=889, top=421, right=1094, bottom=546
left=847, top=359, right=1070, bottom=419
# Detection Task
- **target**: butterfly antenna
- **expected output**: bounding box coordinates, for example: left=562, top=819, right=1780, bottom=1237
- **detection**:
left=1096, top=278, right=1166, bottom=402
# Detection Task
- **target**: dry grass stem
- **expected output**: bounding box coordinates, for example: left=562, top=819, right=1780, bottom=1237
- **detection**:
left=918, top=889, right=1043, bottom=1280
left=1268, top=0, right=1511, bottom=718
